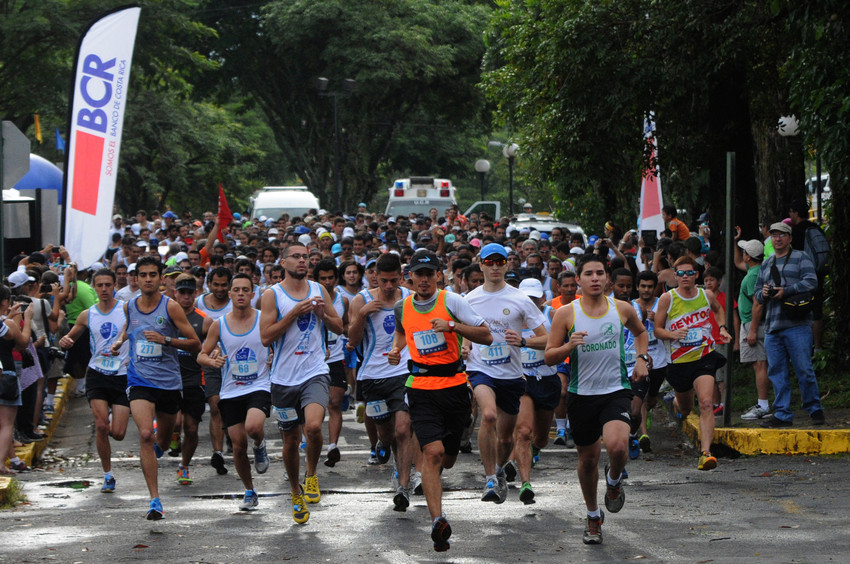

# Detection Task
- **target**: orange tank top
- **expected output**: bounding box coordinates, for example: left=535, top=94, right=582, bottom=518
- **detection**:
left=402, top=290, right=467, bottom=390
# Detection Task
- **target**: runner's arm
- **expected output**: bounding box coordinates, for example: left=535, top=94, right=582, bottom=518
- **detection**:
left=164, top=299, right=202, bottom=353
left=58, top=309, right=89, bottom=349
left=544, top=305, right=577, bottom=365
left=320, top=285, right=343, bottom=335
left=197, top=320, right=224, bottom=368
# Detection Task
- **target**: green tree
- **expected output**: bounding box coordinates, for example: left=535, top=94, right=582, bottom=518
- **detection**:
left=199, top=0, right=491, bottom=211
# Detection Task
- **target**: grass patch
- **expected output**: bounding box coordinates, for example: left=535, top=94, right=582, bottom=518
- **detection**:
left=1, top=478, right=27, bottom=509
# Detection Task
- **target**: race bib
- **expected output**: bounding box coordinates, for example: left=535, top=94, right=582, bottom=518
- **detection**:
left=625, top=348, right=636, bottom=367
left=682, top=328, right=702, bottom=347
left=327, top=331, right=339, bottom=346
left=273, top=406, right=299, bottom=423
left=135, top=340, right=162, bottom=360
left=233, top=360, right=259, bottom=383
left=480, top=342, right=511, bottom=366
left=413, top=329, right=447, bottom=355
left=95, top=354, right=120, bottom=374
left=521, top=347, right=544, bottom=370
left=647, top=329, right=658, bottom=346
left=366, top=399, right=389, bottom=418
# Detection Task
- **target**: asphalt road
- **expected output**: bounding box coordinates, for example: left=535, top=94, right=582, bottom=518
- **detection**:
left=1, top=396, right=848, bottom=563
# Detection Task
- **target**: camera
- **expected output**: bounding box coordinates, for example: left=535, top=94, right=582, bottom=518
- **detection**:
left=12, top=295, right=32, bottom=305
left=46, top=346, right=67, bottom=361
left=766, top=286, right=779, bottom=299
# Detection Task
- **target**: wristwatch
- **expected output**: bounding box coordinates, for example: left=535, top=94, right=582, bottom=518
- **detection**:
left=164, top=336, right=172, bottom=347
left=447, top=320, right=456, bottom=331
left=520, top=338, right=527, bottom=347
left=637, top=354, right=650, bottom=364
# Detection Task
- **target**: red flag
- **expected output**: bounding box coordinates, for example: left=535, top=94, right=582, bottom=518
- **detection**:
left=217, top=183, right=233, bottom=243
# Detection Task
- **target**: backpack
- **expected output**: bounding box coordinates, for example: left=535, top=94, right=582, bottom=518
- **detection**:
left=804, top=225, right=830, bottom=275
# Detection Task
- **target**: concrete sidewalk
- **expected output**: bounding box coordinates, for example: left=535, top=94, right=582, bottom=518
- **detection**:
left=683, top=410, right=850, bottom=455
left=0, top=377, right=73, bottom=505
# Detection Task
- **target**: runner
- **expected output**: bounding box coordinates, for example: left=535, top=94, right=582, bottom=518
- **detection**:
left=110, top=256, right=202, bottom=520
left=195, top=266, right=233, bottom=476
left=172, top=274, right=214, bottom=485
left=58, top=268, right=130, bottom=493
left=632, top=270, right=669, bottom=454
left=388, top=249, right=491, bottom=551
left=544, top=254, right=649, bottom=545
left=465, top=243, right=548, bottom=504
left=549, top=270, right=579, bottom=448
left=654, top=256, right=731, bottom=470
left=260, top=244, right=343, bottom=524
left=199, top=273, right=271, bottom=511
left=313, top=259, right=349, bottom=467
left=347, top=253, right=415, bottom=511
left=504, top=278, right=559, bottom=504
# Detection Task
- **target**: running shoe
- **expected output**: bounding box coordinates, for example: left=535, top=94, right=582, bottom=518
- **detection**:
left=391, top=465, right=400, bottom=491
left=638, top=434, right=652, bottom=453
left=811, top=409, right=826, bottom=426
left=458, top=441, right=473, bottom=454
left=760, top=415, right=792, bottom=429
left=582, top=510, right=604, bottom=545
left=303, top=474, right=321, bottom=503
left=375, top=440, right=391, bottom=465
left=628, top=435, right=641, bottom=460
left=177, top=465, right=192, bottom=485
left=239, top=489, right=259, bottom=511
left=253, top=440, right=270, bottom=474
left=431, top=516, right=452, bottom=552
left=741, top=404, right=771, bottom=421
left=554, top=428, right=567, bottom=446
left=621, top=467, right=629, bottom=480
left=697, top=451, right=717, bottom=471
left=43, top=404, right=55, bottom=415
left=168, top=433, right=181, bottom=457
left=291, top=489, right=310, bottom=524
left=153, top=443, right=165, bottom=459
left=531, top=445, right=541, bottom=467
left=9, top=460, right=29, bottom=472
left=356, top=402, right=365, bottom=424
left=210, top=451, right=228, bottom=475
left=519, top=481, right=535, bottom=505
left=662, top=391, right=676, bottom=416
left=393, top=485, right=410, bottom=512
left=503, top=460, right=518, bottom=483
left=481, top=478, right=499, bottom=502
left=496, top=470, right=508, bottom=504
left=713, top=404, right=725, bottom=416
left=565, top=429, right=575, bottom=449
left=324, top=446, right=341, bottom=467
left=410, top=471, right=423, bottom=495
left=603, top=465, right=625, bottom=513
left=146, top=497, right=164, bottom=521
left=101, top=475, right=116, bottom=493
left=368, top=447, right=379, bottom=465
left=341, top=390, right=351, bottom=412
left=299, top=440, right=306, bottom=450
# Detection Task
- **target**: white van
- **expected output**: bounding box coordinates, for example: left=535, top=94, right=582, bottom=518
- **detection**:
left=249, top=186, right=321, bottom=220
left=384, top=177, right=501, bottom=220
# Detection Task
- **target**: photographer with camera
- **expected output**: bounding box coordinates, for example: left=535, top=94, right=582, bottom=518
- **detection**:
left=0, top=284, right=34, bottom=473
left=754, top=222, right=823, bottom=428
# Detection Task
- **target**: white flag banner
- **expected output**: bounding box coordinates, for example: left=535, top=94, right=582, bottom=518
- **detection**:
left=64, top=6, right=140, bottom=269
left=638, top=112, right=665, bottom=236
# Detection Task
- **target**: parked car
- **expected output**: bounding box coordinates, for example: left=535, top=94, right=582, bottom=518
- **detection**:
left=509, top=212, right=587, bottom=243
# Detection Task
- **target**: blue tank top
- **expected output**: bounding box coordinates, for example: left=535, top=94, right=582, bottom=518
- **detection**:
left=126, top=295, right=181, bottom=390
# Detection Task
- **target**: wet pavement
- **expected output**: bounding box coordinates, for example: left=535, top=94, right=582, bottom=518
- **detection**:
left=2, top=395, right=849, bottom=563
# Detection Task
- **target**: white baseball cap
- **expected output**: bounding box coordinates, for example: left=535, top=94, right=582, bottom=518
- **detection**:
left=518, top=278, right=544, bottom=298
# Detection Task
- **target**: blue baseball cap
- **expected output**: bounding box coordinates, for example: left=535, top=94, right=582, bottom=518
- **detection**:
left=162, top=211, right=178, bottom=219
left=588, top=235, right=599, bottom=246
left=331, top=243, right=342, bottom=255
left=233, top=213, right=241, bottom=220
left=479, top=243, right=508, bottom=260
left=358, top=202, right=367, bottom=207
left=294, top=225, right=310, bottom=235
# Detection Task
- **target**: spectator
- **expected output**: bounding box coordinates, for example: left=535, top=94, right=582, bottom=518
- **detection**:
left=788, top=199, right=830, bottom=351
left=662, top=205, right=690, bottom=241
left=734, top=237, right=770, bottom=421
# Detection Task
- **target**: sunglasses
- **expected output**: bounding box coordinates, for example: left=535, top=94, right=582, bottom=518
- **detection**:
left=482, top=258, right=507, bottom=267
left=675, top=270, right=697, bottom=277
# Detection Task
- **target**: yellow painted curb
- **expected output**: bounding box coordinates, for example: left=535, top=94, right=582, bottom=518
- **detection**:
left=682, top=413, right=850, bottom=455
left=0, top=476, right=12, bottom=505
left=7, top=377, right=74, bottom=468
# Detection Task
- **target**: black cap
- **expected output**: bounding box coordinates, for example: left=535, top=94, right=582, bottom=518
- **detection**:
left=409, top=250, right=441, bottom=272
left=164, top=265, right=182, bottom=276
left=504, top=270, right=521, bottom=286
left=175, top=278, right=197, bottom=292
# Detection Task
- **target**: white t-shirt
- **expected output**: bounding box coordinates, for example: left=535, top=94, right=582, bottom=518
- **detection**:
left=465, top=284, right=546, bottom=380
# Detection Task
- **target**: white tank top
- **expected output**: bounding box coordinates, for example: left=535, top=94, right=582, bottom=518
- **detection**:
left=195, top=293, right=232, bottom=320
left=269, top=281, right=328, bottom=385
left=521, top=305, right=556, bottom=378
left=357, top=287, right=411, bottom=380
left=218, top=311, right=271, bottom=399
left=568, top=296, right=629, bottom=395
left=326, top=291, right=346, bottom=363
left=87, top=301, right=129, bottom=376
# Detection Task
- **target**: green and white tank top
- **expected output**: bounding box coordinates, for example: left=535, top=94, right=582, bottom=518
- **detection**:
left=568, top=296, right=629, bottom=395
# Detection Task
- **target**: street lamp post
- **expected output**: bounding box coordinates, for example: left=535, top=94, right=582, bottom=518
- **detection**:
left=317, top=77, right=355, bottom=207
left=503, top=143, right=519, bottom=215
left=474, top=159, right=490, bottom=201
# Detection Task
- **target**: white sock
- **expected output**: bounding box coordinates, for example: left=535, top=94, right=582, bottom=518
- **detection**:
left=587, top=508, right=601, bottom=518
left=758, top=399, right=769, bottom=410
left=556, top=418, right=567, bottom=431
left=607, top=469, right=622, bottom=486
left=328, top=442, right=336, bottom=452
left=46, top=394, right=55, bottom=406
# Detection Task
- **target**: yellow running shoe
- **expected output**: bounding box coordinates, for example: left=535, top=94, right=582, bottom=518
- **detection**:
left=698, top=451, right=717, bottom=471
left=303, top=474, right=321, bottom=503
left=291, top=489, right=310, bottom=524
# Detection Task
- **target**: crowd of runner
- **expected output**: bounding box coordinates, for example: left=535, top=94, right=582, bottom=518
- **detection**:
left=0, top=198, right=827, bottom=550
